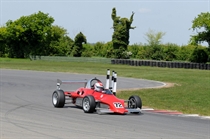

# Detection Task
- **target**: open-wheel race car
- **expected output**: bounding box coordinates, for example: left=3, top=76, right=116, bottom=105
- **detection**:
left=52, top=69, right=142, bottom=114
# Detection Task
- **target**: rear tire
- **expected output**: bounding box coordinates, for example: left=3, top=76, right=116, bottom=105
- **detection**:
left=52, top=90, right=65, bottom=108
left=128, top=95, right=142, bottom=109
left=82, top=95, right=96, bottom=113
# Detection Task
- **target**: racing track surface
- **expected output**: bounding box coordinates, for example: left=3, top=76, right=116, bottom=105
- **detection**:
left=0, top=69, right=209, bottom=139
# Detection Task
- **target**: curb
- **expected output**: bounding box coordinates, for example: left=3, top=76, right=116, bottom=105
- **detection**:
left=142, top=108, right=210, bottom=120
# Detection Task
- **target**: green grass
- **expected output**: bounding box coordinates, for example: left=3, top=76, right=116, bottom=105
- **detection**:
left=1, top=58, right=210, bottom=116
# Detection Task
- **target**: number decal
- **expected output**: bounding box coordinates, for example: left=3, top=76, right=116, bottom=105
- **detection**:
left=113, top=102, right=123, bottom=108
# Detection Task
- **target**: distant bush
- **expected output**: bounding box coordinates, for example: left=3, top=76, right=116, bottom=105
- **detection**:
left=93, top=42, right=104, bottom=57
left=91, top=41, right=115, bottom=58
left=103, top=41, right=114, bottom=58
left=128, top=44, right=140, bottom=58
left=177, top=45, right=196, bottom=61
left=53, top=42, right=210, bottom=63
left=162, top=43, right=179, bottom=61
left=136, top=46, right=147, bottom=59
left=82, top=43, right=94, bottom=57
left=190, top=47, right=209, bottom=63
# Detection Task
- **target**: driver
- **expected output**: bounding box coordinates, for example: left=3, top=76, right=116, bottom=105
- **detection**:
left=94, top=82, right=104, bottom=92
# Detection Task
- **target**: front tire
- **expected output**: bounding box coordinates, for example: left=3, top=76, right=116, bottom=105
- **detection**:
left=82, top=95, right=96, bottom=113
left=128, top=95, right=142, bottom=109
left=52, top=90, right=65, bottom=108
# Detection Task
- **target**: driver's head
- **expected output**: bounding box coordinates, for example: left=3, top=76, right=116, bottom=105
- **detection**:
left=94, top=82, right=104, bottom=92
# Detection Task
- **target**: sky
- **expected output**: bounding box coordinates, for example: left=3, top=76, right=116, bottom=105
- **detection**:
left=0, top=0, right=209, bottom=46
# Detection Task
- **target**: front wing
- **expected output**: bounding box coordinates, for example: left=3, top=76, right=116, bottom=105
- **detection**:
left=95, top=107, right=141, bottom=114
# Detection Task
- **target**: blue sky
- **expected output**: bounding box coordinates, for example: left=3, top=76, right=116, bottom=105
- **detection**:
left=0, top=0, right=209, bottom=46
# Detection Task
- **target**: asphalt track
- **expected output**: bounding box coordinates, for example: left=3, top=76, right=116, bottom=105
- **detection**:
left=0, top=69, right=209, bottom=139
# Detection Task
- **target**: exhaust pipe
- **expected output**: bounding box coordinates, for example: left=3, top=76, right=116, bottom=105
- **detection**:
left=105, top=69, right=117, bottom=96
left=105, top=69, right=110, bottom=89
left=113, top=72, right=117, bottom=96
left=111, top=70, right=115, bottom=90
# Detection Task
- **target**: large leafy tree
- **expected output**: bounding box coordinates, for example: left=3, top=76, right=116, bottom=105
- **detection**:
left=71, top=32, right=87, bottom=57
left=0, top=26, right=7, bottom=57
left=190, top=12, right=210, bottom=47
left=5, top=11, right=54, bottom=58
left=111, top=7, right=135, bottom=58
left=45, top=25, right=74, bottom=56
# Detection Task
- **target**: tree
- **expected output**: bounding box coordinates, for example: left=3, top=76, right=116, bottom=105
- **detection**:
left=5, top=20, right=26, bottom=58
left=0, top=26, right=8, bottom=57
left=71, top=32, right=87, bottom=57
left=190, top=47, right=209, bottom=63
left=5, top=11, right=54, bottom=58
left=82, top=43, right=94, bottom=57
left=45, top=25, right=74, bottom=56
left=111, top=7, right=135, bottom=58
left=145, top=29, right=166, bottom=46
left=144, top=29, right=166, bottom=60
left=190, top=12, right=210, bottom=47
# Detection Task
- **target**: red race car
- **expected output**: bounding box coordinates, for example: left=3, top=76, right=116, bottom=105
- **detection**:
left=52, top=70, right=142, bottom=114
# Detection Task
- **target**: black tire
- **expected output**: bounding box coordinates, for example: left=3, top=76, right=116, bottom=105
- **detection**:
left=82, top=95, right=96, bottom=113
left=128, top=95, right=142, bottom=109
left=52, top=90, right=65, bottom=108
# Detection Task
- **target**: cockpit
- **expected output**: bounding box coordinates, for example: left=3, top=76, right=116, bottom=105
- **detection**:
left=85, top=78, right=113, bottom=95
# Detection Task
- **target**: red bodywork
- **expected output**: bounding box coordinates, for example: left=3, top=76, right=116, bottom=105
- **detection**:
left=65, top=88, right=128, bottom=114
left=55, top=78, right=141, bottom=114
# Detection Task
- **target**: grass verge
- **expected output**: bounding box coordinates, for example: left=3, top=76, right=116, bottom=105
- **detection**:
left=1, top=58, right=210, bottom=116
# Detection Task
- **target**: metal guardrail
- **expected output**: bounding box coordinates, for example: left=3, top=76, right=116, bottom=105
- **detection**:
left=30, top=56, right=112, bottom=63
left=111, top=59, right=210, bottom=70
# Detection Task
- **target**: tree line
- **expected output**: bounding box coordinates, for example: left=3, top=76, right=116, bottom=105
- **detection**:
left=0, top=9, right=210, bottom=63
left=0, top=11, right=87, bottom=58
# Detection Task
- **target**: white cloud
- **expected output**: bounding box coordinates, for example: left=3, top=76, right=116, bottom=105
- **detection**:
left=138, top=8, right=151, bottom=13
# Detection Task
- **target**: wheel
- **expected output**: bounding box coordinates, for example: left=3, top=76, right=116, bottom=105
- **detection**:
left=52, top=90, right=65, bottom=108
left=128, top=95, right=142, bottom=109
left=82, top=95, right=96, bottom=113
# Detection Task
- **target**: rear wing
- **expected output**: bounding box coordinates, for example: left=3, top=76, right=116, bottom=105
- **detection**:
left=57, top=79, right=87, bottom=90
left=56, top=69, right=118, bottom=94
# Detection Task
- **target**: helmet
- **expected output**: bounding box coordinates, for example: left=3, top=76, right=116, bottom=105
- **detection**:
left=94, top=82, right=104, bottom=92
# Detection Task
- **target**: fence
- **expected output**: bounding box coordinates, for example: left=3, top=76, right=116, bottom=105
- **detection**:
left=111, top=59, right=210, bottom=70
left=30, top=56, right=112, bottom=64
left=30, top=56, right=210, bottom=70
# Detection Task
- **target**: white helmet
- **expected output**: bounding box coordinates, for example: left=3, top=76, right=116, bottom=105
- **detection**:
left=94, top=82, right=104, bottom=92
